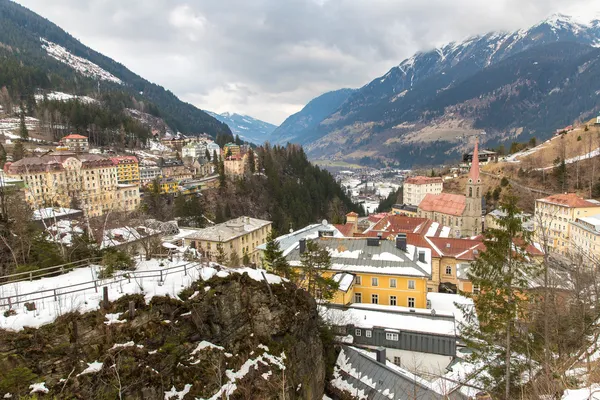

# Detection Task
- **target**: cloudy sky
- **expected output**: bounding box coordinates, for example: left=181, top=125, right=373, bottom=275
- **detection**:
left=14, top=0, right=600, bottom=125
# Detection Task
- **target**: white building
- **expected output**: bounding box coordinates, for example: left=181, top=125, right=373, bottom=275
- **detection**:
left=182, top=142, right=207, bottom=159
left=403, top=176, right=443, bottom=207
left=206, top=142, right=221, bottom=160
left=140, top=165, right=162, bottom=185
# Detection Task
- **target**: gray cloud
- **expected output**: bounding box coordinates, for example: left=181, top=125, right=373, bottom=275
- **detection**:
left=15, top=0, right=600, bottom=124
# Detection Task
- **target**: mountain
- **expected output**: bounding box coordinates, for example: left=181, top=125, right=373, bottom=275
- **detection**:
left=0, top=0, right=231, bottom=138
left=288, top=14, right=600, bottom=167
left=269, top=88, right=356, bottom=145
left=206, top=111, right=277, bottom=144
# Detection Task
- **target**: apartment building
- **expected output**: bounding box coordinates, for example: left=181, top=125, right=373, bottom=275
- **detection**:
left=182, top=142, right=207, bottom=159
left=224, top=154, right=246, bottom=177
left=534, top=193, right=600, bottom=255
left=222, top=143, right=241, bottom=157
left=570, top=213, right=600, bottom=262
left=111, top=156, right=140, bottom=185
left=403, top=176, right=443, bottom=206
left=62, top=134, right=89, bottom=153
left=183, top=216, right=272, bottom=264
left=4, top=153, right=139, bottom=217
left=139, top=165, right=161, bottom=185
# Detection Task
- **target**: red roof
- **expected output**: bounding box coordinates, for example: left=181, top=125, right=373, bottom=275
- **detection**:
left=63, top=134, right=88, bottom=140
left=405, top=176, right=443, bottom=185
left=468, top=140, right=480, bottom=182
left=346, top=212, right=359, bottom=217
left=368, top=213, right=388, bottom=224
left=418, top=193, right=466, bottom=216
left=111, top=156, right=138, bottom=164
left=334, top=223, right=356, bottom=237
left=537, top=193, right=600, bottom=208
left=426, top=237, right=484, bottom=260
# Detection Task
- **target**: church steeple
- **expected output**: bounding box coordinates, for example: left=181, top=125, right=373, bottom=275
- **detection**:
left=468, top=139, right=480, bottom=183
left=464, top=139, right=483, bottom=236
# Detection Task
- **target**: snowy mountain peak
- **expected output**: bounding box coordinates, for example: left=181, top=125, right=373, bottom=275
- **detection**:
left=206, top=110, right=277, bottom=144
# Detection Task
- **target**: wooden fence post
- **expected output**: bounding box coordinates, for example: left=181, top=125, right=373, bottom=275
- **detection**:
left=102, top=287, right=109, bottom=308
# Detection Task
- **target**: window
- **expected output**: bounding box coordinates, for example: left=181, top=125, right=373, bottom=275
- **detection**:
left=372, top=294, right=379, bottom=304
left=386, top=332, right=399, bottom=341
left=393, top=356, right=401, bottom=366
left=408, top=297, right=415, bottom=308
left=408, top=280, right=415, bottom=289
left=371, top=277, right=379, bottom=286
left=366, top=330, right=372, bottom=338
left=473, top=285, right=480, bottom=294
left=355, top=329, right=361, bottom=337
left=390, top=296, right=397, bottom=306
left=354, top=293, right=362, bottom=303
left=355, top=275, right=362, bottom=285
left=389, top=278, right=397, bottom=288
left=445, top=266, right=452, bottom=275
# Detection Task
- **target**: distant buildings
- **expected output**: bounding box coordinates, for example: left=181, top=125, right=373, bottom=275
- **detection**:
left=403, top=176, right=443, bottom=207
left=139, top=165, right=161, bottom=186
left=534, top=193, right=600, bottom=255
left=61, top=134, right=89, bottom=153
left=183, top=216, right=272, bottom=264
left=570, top=213, right=600, bottom=262
left=111, top=156, right=140, bottom=185
left=4, top=152, right=140, bottom=217
left=182, top=142, right=207, bottom=159
left=222, top=143, right=241, bottom=157
left=159, top=159, right=192, bottom=180
left=391, top=203, right=418, bottom=217
left=486, top=208, right=533, bottom=232
left=417, top=141, right=483, bottom=237
left=206, top=142, right=221, bottom=160
left=224, top=155, right=246, bottom=177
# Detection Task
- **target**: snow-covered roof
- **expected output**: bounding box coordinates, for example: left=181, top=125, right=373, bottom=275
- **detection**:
left=33, top=207, right=82, bottom=221
left=256, top=222, right=344, bottom=255
left=183, top=216, right=271, bottom=242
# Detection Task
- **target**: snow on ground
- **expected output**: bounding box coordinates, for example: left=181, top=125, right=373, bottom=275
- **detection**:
left=29, top=383, right=49, bottom=394
left=0, top=259, right=284, bottom=331
left=77, top=361, right=103, bottom=377
left=41, top=38, right=122, bottom=84
left=561, top=385, right=600, bottom=399
left=148, top=140, right=170, bottom=153
left=0, top=117, right=43, bottom=142
left=34, top=91, right=97, bottom=104
left=164, top=384, right=192, bottom=400
left=536, top=147, right=600, bottom=171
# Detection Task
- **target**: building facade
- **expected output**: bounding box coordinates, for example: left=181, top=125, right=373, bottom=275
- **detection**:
left=111, top=156, right=140, bottom=185
left=62, top=134, right=89, bottom=153
left=140, top=165, right=162, bottom=185
left=183, top=216, right=272, bottom=264
left=224, top=155, right=246, bottom=177
left=206, top=143, right=221, bottom=160
left=403, top=176, right=443, bottom=207
left=4, top=153, right=139, bottom=217
left=182, top=142, right=207, bottom=159
left=222, top=143, right=241, bottom=157
left=534, top=193, right=600, bottom=255
left=569, top=213, right=600, bottom=262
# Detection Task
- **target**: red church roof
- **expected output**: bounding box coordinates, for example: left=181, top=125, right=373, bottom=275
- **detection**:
left=469, top=139, right=480, bottom=182
left=418, top=193, right=466, bottom=216
left=63, top=134, right=88, bottom=140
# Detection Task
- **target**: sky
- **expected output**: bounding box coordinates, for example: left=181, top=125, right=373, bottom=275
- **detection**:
left=14, top=0, right=600, bottom=125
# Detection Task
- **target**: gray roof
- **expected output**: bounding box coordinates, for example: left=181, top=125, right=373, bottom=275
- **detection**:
left=256, top=222, right=343, bottom=254
left=332, top=346, right=468, bottom=400
left=286, top=238, right=432, bottom=278
left=184, top=216, right=271, bottom=242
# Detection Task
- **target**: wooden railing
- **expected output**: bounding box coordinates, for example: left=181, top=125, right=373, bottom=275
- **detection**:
left=0, top=257, right=103, bottom=285
left=0, top=261, right=200, bottom=309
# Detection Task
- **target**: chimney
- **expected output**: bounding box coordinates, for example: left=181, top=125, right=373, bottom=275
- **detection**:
left=299, top=239, right=306, bottom=254
left=396, top=233, right=407, bottom=252
left=375, top=347, right=386, bottom=364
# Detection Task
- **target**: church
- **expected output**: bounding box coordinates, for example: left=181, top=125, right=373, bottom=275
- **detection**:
left=417, top=141, right=483, bottom=238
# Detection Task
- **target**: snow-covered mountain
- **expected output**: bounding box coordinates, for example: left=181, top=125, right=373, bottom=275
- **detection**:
left=206, top=111, right=277, bottom=144
left=284, top=13, right=600, bottom=167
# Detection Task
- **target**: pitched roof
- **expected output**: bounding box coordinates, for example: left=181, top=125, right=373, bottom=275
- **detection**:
left=537, top=193, right=600, bottom=208
left=405, top=176, right=443, bottom=185
left=334, top=222, right=356, bottom=237
left=184, top=216, right=272, bottom=242
left=346, top=211, right=359, bottom=217
left=468, top=140, right=480, bottom=182
left=62, top=134, right=88, bottom=140
left=418, top=193, right=466, bottom=216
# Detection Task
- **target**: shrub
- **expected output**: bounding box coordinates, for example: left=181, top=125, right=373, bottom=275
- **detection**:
left=102, top=250, right=134, bottom=272
left=0, top=366, right=37, bottom=394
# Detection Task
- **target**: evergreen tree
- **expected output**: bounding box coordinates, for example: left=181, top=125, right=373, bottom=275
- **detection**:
left=300, top=240, right=338, bottom=301
left=212, top=150, right=219, bottom=167
left=12, top=141, right=24, bottom=161
left=262, top=229, right=295, bottom=279
left=242, top=252, right=250, bottom=266
left=0, top=144, right=6, bottom=168
left=235, top=134, right=242, bottom=145
left=457, top=194, right=538, bottom=399
left=229, top=250, right=240, bottom=267
left=554, top=158, right=567, bottom=191
left=205, top=148, right=211, bottom=161
left=215, top=243, right=227, bottom=265
left=219, top=157, right=226, bottom=189
left=247, top=148, right=256, bottom=174
left=19, top=107, right=28, bottom=140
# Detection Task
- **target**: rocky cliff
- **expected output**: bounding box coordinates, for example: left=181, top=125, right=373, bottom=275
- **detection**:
left=0, top=272, right=326, bottom=399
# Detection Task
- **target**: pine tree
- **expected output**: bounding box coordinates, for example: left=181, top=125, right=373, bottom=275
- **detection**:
left=235, top=134, right=242, bottom=145
left=247, top=148, right=256, bottom=174
left=12, top=141, right=24, bottom=161
left=219, top=157, right=226, bottom=189
left=457, top=193, right=538, bottom=399
left=19, top=108, right=28, bottom=140
left=0, top=144, right=6, bottom=168
left=205, top=148, right=211, bottom=161
left=300, top=240, right=339, bottom=301
left=212, top=150, right=219, bottom=167
left=262, top=229, right=295, bottom=279
left=215, top=243, right=227, bottom=265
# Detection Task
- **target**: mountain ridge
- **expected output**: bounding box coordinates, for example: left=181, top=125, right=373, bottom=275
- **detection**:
left=206, top=111, right=277, bottom=144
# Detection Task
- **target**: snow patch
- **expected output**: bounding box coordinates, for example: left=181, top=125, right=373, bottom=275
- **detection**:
left=77, top=361, right=103, bottom=376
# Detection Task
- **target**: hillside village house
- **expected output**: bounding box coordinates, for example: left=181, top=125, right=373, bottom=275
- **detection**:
left=569, top=213, right=600, bottom=262
left=182, top=142, right=207, bottom=159
left=159, top=159, right=192, bottom=180
left=417, top=141, right=483, bottom=237
left=139, top=165, right=161, bottom=185
left=183, top=216, right=272, bottom=264
left=206, top=142, right=221, bottom=160
left=224, top=154, right=246, bottom=177
left=61, top=134, right=89, bottom=153
left=4, top=153, right=140, bottom=217
left=111, top=156, right=140, bottom=185
left=284, top=236, right=433, bottom=309
left=222, top=143, right=241, bottom=157
left=534, top=193, right=600, bottom=255
left=486, top=208, right=534, bottom=232
left=403, top=176, right=443, bottom=207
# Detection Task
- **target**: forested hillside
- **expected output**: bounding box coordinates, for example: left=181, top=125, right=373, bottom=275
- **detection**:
left=0, top=0, right=231, bottom=138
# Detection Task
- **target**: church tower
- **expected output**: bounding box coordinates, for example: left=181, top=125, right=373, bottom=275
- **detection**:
left=463, top=140, right=482, bottom=236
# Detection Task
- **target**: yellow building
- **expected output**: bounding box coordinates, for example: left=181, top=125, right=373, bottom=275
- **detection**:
left=224, top=154, right=246, bottom=177
left=183, top=216, right=272, bottom=264
left=570, top=213, right=600, bottom=262
left=222, top=143, right=241, bottom=157
left=534, top=193, right=600, bottom=255
left=285, top=237, right=432, bottom=309
left=148, top=178, right=179, bottom=194
left=4, top=153, right=139, bottom=217
left=111, top=156, right=140, bottom=185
